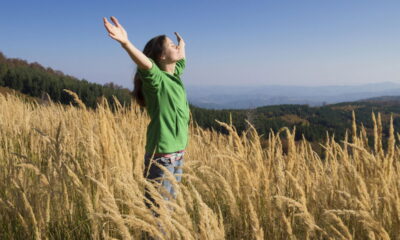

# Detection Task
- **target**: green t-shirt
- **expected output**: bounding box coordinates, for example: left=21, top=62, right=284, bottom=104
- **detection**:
left=137, top=58, right=190, bottom=154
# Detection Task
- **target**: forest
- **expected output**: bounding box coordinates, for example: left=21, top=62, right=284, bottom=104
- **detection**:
left=0, top=52, right=132, bottom=109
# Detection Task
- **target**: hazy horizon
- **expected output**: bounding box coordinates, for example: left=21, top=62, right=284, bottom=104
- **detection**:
left=1, top=0, right=400, bottom=90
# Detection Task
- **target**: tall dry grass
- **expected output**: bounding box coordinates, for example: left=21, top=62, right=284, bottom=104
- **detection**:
left=0, top=92, right=399, bottom=240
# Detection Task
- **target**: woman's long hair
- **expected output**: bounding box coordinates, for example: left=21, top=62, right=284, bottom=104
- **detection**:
left=132, top=35, right=167, bottom=107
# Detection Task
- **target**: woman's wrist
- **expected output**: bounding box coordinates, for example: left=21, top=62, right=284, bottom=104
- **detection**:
left=120, top=39, right=130, bottom=47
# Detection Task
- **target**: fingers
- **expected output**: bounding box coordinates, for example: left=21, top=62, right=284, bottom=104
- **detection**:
left=111, top=16, right=120, bottom=27
left=174, top=32, right=185, bottom=44
left=174, top=32, right=185, bottom=47
left=174, top=32, right=181, bottom=39
left=103, top=17, right=113, bottom=32
left=103, top=17, right=108, bottom=28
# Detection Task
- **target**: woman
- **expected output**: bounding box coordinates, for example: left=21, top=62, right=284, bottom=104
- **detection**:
left=103, top=16, right=190, bottom=216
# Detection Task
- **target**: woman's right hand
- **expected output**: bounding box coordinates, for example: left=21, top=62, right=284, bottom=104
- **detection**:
left=103, top=16, right=129, bottom=45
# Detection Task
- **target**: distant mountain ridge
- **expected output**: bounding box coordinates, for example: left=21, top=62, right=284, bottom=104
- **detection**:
left=186, top=82, right=400, bottom=109
left=356, top=95, right=400, bottom=103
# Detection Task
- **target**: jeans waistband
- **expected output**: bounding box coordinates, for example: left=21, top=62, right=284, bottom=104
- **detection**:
left=146, top=150, right=185, bottom=159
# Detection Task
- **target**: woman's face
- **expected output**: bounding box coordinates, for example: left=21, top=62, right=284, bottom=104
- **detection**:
left=161, top=37, right=180, bottom=63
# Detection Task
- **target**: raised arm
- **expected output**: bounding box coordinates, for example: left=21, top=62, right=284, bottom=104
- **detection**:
left=103, top=16, right=152, bottom=70
left=174, top=32, right=186, bottom=59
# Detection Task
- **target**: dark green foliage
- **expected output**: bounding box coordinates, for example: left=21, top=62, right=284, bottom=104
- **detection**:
left=191, top=100, right=400, bottom=152
left=0, top=52, right=132, bottom=110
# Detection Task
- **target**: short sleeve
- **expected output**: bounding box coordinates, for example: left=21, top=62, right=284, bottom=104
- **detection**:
left=174, top=58, right=186, bottom=77
left=137, top=58, right=163, bottom=90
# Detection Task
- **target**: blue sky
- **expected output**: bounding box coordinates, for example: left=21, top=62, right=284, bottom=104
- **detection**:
left=1, top=0, right=400, bottom=89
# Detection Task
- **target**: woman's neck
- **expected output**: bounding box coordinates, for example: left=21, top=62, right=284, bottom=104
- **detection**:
left=159, top=62, right=176, bottom=74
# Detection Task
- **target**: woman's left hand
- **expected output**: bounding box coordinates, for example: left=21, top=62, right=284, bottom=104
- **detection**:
left=174, top=32, right=185, bottom=46
left=174, top=32, right=185, bottom=59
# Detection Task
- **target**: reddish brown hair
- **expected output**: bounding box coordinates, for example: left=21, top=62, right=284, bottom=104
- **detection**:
left=132, top=35, right=167, bottom=107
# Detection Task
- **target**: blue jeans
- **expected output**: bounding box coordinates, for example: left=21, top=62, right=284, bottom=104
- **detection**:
left=143, top=153, right=184, bottom=217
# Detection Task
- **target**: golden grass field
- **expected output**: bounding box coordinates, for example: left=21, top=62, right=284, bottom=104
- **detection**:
left=0, top=91, right=399, bottom=240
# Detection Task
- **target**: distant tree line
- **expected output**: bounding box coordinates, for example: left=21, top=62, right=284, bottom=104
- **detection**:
left=191, top=101, right=400, bottom=152
left=0, top=52, right=132, bottom=109
left=190, top=104, right=342, bottom=142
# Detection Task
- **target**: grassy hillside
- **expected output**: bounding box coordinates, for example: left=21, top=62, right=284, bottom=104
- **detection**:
left=1, top=92, right=399, bottom=239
